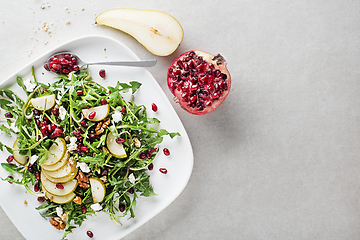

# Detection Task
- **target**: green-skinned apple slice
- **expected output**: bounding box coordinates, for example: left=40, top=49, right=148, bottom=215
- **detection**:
left=41, top=171, right=77, bottom=196
left=106, top=132, right=127, bottom=158
left=42, top=138, right=66, bottom=166
left=82, top=104, right=109, bottom=122
left=30, top=94, right=56, bottom=111
left=89, top=177, right=106, bottom=203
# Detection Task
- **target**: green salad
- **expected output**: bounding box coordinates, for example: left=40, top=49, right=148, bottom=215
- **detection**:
left=0, top=67, right=179, bottom=239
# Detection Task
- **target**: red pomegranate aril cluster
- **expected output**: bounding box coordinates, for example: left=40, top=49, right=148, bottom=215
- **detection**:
left=167, top=51, right=228, bottom=110
left=40, top=118, right=63, bottom=139
left=45, top=53, right=80, bottom=74
left=139, top=148, right=157, bottom=159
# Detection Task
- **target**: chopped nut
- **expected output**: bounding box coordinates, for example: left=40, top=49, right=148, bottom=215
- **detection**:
left=76, top=171, right=90, bottom=189
left=95, top=118, right=110, bottom=135
left=24, top=200, right=28, bottom=205
left=134, top=138, right=141, bottom=148
left=73, top=196, right=82, bottom=205
left=66, top=20, right=70, bottom=25
left=100, top=176, right=107, bottom=183
left=64, top=136, right=70, bottom=142
left=49, top=217, right=66, bottom=230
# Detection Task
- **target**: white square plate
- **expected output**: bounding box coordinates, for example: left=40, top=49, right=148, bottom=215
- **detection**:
left=0, top=35, right=194, bottom=240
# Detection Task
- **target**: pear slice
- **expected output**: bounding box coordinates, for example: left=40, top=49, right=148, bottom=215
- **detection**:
left=95, top=8, right=184, bottom=56
left=41, top=171, right=77, bottom=196
left=30, top=94, right=56, bottom=111
left=41, top=151, right=69, bottom=172
left=106, top=132, right=127, bottom=158
left=12, top=139, right=28, bottom=165
left=42, top=138, right=66, bottom=166
left=42, top=186, right=76, bottom=204
left=43, top=157, right=77, bottom=179
left=43, top=167, right=78, bottom=183
left=89, top=177, right=106, bottom=203
left=82, top=104, right=109, bottom=122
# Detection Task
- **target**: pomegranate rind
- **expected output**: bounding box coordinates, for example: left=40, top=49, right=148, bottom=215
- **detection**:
left=167, top=50, right=231, bottom=115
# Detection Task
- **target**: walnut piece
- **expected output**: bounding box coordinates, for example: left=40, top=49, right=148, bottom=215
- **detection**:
left=73, top=195, right=82, bottom=205
left=49, top=217, right=66, bottom=230
left=95, top=118, right=110, bottom=135
left=76, top=171, right=90, bottom=189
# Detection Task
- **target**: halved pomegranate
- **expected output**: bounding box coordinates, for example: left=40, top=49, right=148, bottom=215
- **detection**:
left=167, top=50, right=231, bottom=115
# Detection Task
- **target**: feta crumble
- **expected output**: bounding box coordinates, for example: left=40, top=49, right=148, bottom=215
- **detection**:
left=59, top=105, right=66, bottom=120
left=128, top=173, right=136, bottom=184
left=90, top=203, right=102, bottom=212
left=77, top=162, right=90, bottom=173
left=112, top=110, right=122, bottom=123
left=23, top=78, right=36, bottom=92
left=30, top=155, right=38, bottom=165
left=67, top=136, right=77, bottom=151
left=56, top=206, right=63, bottom=217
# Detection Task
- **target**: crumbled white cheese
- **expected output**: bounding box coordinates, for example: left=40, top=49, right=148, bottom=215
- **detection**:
left=112, top=110, right=122, bottom=123
left=23, top=78, right=36, bottom=92
left=56, top=206, right=63, bottom=217
left=90, top=203, right=102, bottom=212
left=30, top=155, right=38, bottom=165
left=10, top=122, right=19, bottom=133
left=67, top=136, right=77, bottom=151
left=128, top=173, right=136, bottom=184
left=77, top=162, right=90, bottom=173
left=59, top=105, right=66, bottom=120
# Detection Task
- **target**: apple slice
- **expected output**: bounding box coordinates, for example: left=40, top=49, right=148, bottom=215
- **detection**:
left=95, top=8, right=184, bottom=56
left=106, top=132, right=127, bottom=158
left=42, top=138, right=66, bottom=166
left=41, top=171, right=77, bottom=196
left=43, top=157, right=77, bottom=179
left=82, top=104, right=109, bottom=122
left=12, top=139, right=28, bottom=165
left=90, top=177, right=106, bottom=203
left=41, top=151, right=69, bottom=172
left=30, top=94, right=56, bottom=111
left=43, top=186, right=76, bottom=204
left=43, top=167, right=78, bottom=183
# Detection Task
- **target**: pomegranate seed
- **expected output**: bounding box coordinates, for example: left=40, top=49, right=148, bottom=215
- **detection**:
left=121, top=106, right=126, bottom=114
left=28, top=164, right=34, bottom=173
left=35, top=171, right=40, bottom=180
left=80, top=121, right=88, bottom=127
left=148, top=163, right=154, bottom=170
left=7, top=176, right=13, bottom=184
left=99, top=69, right=106, bottom=78
left=88, top=112, right=96, bottom=119
left=77, top=90, right=84, bottom=96
left=146, top=153, right=151, bottom=159
left=34, top=182, right=40, bottom=192
left=116, top=137, right=125, bottom=144
left=127, top=187, right=135, bottom=194
left=81, top=206, right=87, bottom=214
left=37, top=197, right=45, bottom=202
left=43, top=88, right=47, bottom=92
left=159, top=168, right=168, bottom=174
left=80, top=146, right=88, bottom=152
left=44, top=64, right=50, bottom=71
left=6, top=155, right=14, bottom=163
left=86, top=230, right=94, bottom=238
left=100, top=98, right=107, bottom=105
left=73, top=130, right=81, bottom=137
left=5, top=112, right=13, bottom=118
left=119, top=203, right=125, bottom=212
left=56, top=183, right=64, bottom=189
left=151, top=103, right=158, bottom=112
left=163, top=148, right=170, bottom=156
left=139, top=153, right=146, bottom=159
left=88, top=133, right=96, bottom=139
left=52, top=108, right=59, bottom=116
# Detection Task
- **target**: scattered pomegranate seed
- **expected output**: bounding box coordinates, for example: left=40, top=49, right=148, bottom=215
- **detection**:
left=100, top=98, right=107, bottom=105
left=116, top=137, right=125, bottom=144
left=76, top=90, right=84, bottom=96
left=163, top=148, right=170, bottom=156
left=121, top=106, right=126, bottom=114
left=108, top=90, right=111, bottom=94
left=7, top=176, right=13, bottom=184
left=6, top=155, right=14, bottom=163
left=86, top=230, right=94, bottom=238
left=80, top=121, right=88, bottom=127
left=88, top=111, right=96, bottom=119
left=99, top=69, right=106, bottom=78
left=127, top=187, right=134, bottom=194
left=159, top=168, right=168, bottom=174
left=151, top=103, right=158, bottom=112
left=81, top=206, right=87, bottom=214
left=119, top=203, right=125, bottom=212
left=52, top=108, right=59, bottom=116
left=56, top=183, right=64, bottom=189
left=148, top=163, right=154, bottom=170
left=37, top=197, right=45, bottom=202
left=139, top=153, right=146, bottom=159
left=34, top=182, right=40, bottom=192
left=5, top=112, right=13, bottom=118
left=80, top=146, right=89, bottom=152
